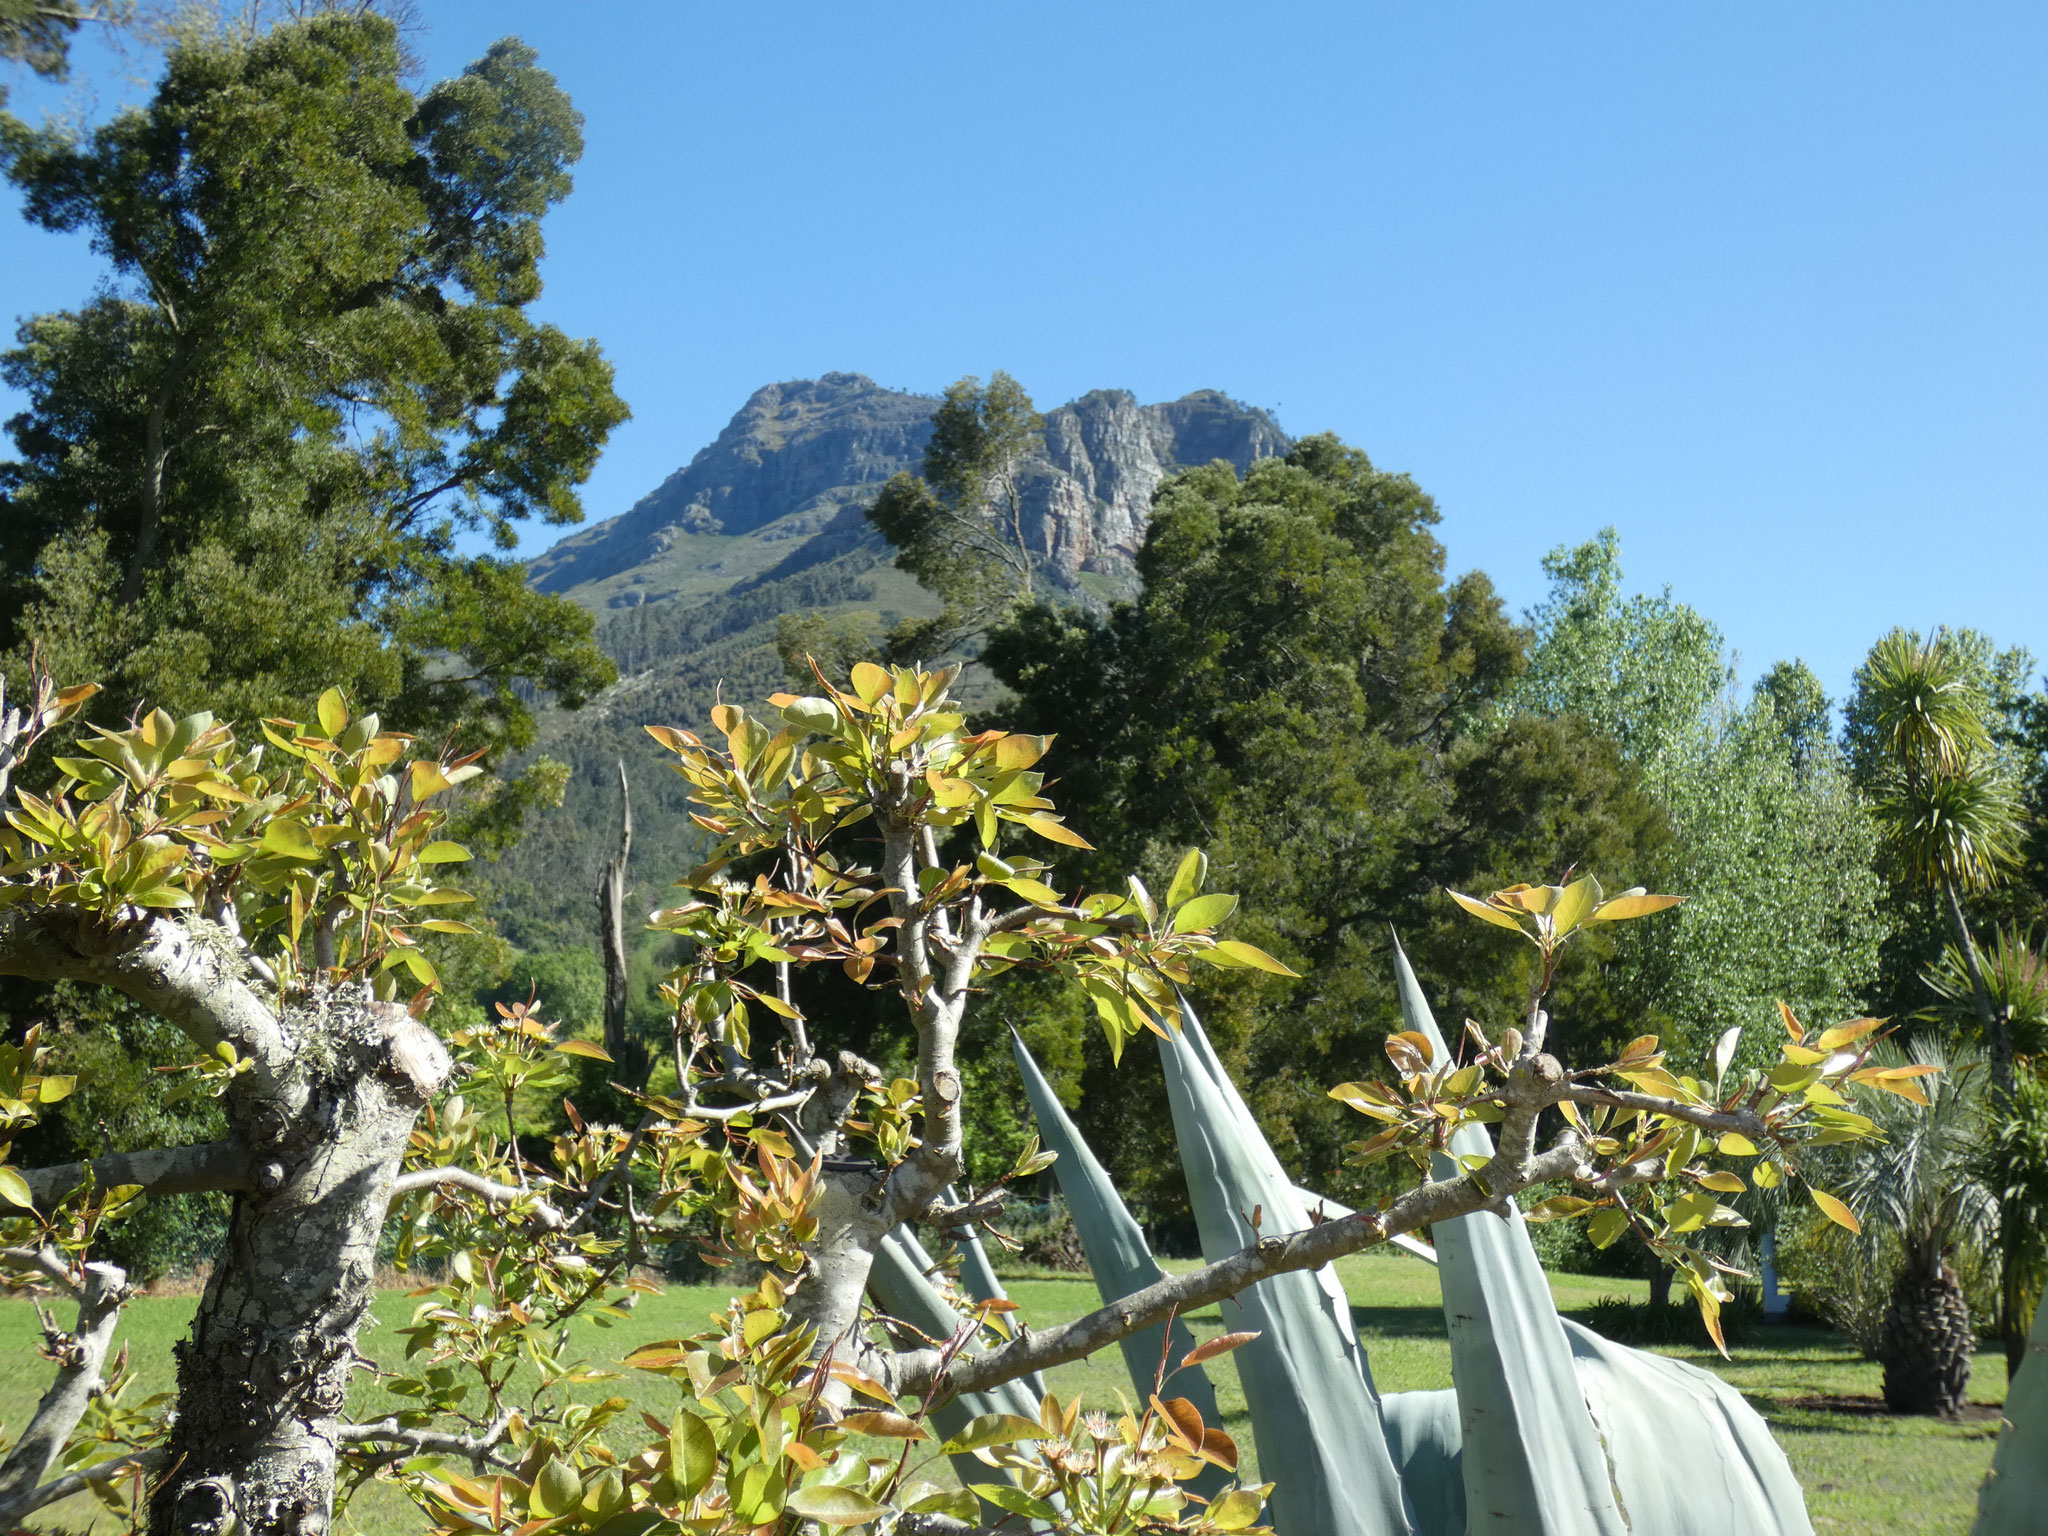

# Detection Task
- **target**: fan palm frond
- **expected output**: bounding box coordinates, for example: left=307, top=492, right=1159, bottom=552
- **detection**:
left=1838, top=1039, right=1998, bottom=1278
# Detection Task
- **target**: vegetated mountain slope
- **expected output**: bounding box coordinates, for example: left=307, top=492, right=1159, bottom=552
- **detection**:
left=488, top=372, right=1288, bottom=950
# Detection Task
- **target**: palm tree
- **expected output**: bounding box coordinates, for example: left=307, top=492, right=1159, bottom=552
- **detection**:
left=1859, top=630, right=2025, bottom=1095
left=1839, top=1040, right=1998, bottom=1417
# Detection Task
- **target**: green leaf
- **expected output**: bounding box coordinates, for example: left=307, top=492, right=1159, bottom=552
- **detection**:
left=1166, top=846, right=1208, bottom=909
left=416, top=841, right=471, bottom=864
left=670, top=1410, right=716, bottom=1499
left=940, top=1414, right=1044, bottom=1454
left=1171, top=892, right=1239, bottom=933
left=261, top=820, right=320, bottom=860
left=0, top=1167, right=35, bottom=1210
left=554, top=1039, right=613, bottom=1061
left=785, top=1486, right=884, bottom=1526
left=416, top=919, right=480, bottom=935
left=967, top=1485, right=1059, bottom=1521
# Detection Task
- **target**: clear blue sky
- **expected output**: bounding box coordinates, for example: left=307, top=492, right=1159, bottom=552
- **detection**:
left=6, top=2, right=2044, bottom=707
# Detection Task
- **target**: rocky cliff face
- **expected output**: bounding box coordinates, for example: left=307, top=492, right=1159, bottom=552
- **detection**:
left=528, top=373, right=1287, bottom=611
left=493, top=375, right=1289, bottom=945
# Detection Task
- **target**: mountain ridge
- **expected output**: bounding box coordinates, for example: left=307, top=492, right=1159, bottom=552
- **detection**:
left=489, top=373, right=1290, bottom=947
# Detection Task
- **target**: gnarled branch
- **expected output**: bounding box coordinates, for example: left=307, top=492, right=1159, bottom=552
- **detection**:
left=387, top=1167, right=565, bottom=1230
left=24, top=1139, right=251, bottom=1208
left=0, top=1259, right=134, bottom=1522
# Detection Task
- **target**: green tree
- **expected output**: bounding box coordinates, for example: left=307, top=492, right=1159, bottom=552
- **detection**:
left=1846, top=627, right=2037, bottom=1373
left=863, top=369, right=1043, bottom=660
left=1847, top=629, right=2029, bottom=1092
left=1506, top=531, right=1889, bottom=1078
left=986, top=438, right=1669, bottom=1200
left=0, top=11, right=624, bottom=784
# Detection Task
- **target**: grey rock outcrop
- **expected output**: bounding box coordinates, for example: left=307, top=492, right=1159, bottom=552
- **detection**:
left=529, top=373, right=1287, bottom=608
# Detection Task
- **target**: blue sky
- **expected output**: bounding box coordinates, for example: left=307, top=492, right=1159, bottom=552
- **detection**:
left=5, top=2, right=2045, bottom=707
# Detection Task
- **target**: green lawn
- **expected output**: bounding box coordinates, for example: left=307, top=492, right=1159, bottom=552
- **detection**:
left=0, top=1252, right=2005, bottom=1534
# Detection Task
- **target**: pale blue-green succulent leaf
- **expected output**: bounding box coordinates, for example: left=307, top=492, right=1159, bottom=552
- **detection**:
left=1393, top=934, right=1629, bottom=1533
left=1158, top=1001, right=1417, bottom=1536
left=1392, top=931, right=1812, bottom=1536
left=1008, top=1031, right=1229, bottom=1502
left=866, top=1226, right=1046, bottom=1523
left=1173, top=993, right=1385, bottom=1394
left=1974, top=1291, right=2048, bottom=1532
left=939, top=1182, right=1046, bottom=1400
left=1380, top=1390, right=1466, bottom=1536
left=1563, top=1320, right=1814, bottom=1535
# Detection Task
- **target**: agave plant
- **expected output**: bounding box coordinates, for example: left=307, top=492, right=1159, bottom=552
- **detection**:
left=1974, top=1286, right=2048, bottom=1532
left=1834, top=1040, right=1998, bottom=1416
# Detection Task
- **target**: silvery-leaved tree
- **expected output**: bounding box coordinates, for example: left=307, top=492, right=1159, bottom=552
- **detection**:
left=0, top=661, right=1916, bottom=1536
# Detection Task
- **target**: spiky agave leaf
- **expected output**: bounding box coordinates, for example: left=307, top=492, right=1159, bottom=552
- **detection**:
left=1562, top=1321, right=1813, bottom=1533
left=866, top=1227, right=1047, bottom=1520
left=1974, top=1291, right=2048, bottom=1532
left=939, top=1181, right=1046, bottom=1401
left=1008, top=1031, right=1231, bottom=1501
left=1172, top=994, right=1385, bottom=1394
left=1391, top=932, right=1815, bottom=1536
left=1158, top=1003, right=1417, bottom=1536
left=1388, top=935, right=1630, bottom=1536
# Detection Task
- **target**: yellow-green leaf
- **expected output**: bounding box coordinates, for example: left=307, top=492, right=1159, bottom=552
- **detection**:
left=1210, top=1488, right=1269, bottom=1531
left=1549, top=874, right=1601, bottom=935
left=1166, top=846, right=1208, bottom=909
left=416, top=841, right=471, bottom=864
left=1202, top=940, right=1301, bottom=977
left=1588, top=892, right=1683, bottom=923
left=261, top=820, right=320, bottom=860
left=1171, top=892, right=1238, bottom=933
left=1811, top=1188, right=1860, bottom=1234
left=316, top=688, right=348, bottom=740
left=0, top=1167, right=34, bottom=1209
left=1448, top=888, right=1526, bottom=931
left=671, top=1410, right=717, bottom=1498
left=786, top=1486, right=885, bottom=1526
left=1014, top=813, right=1094, bottom=850
left=555, top=1039, right=613, bottom=1062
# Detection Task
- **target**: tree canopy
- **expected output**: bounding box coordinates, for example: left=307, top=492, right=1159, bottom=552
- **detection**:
left=0, top=12, right=624, bottom=782
left=985, top=437, right=1671, bottom=1196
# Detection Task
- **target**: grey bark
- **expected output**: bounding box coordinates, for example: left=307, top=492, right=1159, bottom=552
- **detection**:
left=25, top=1139, right=251, bottom=1207
left=596, top=760, right=640, bottom=1076
left=0, top=1259, right=132, bottom=1522
left=0, top=909, right=450, bottom=1536
left=147, top=991, right=449, bottom=1536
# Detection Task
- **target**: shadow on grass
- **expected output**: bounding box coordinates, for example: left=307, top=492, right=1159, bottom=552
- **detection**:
left=1350, top=1304, right=1452, bottom=1339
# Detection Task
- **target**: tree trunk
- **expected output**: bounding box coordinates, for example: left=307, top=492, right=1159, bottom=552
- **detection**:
left=1879, top=1254, right=1974, bottom=1419
left=596, top=760, right=644, bottom=1080
left=148, top=993, right=449, bottom=1536
left=1940, top=879, right=2010, bottom=1099
left=1939, top=878, right=2026, bottom=1378
left=1646, top=1259, right=1673, bottom=1314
